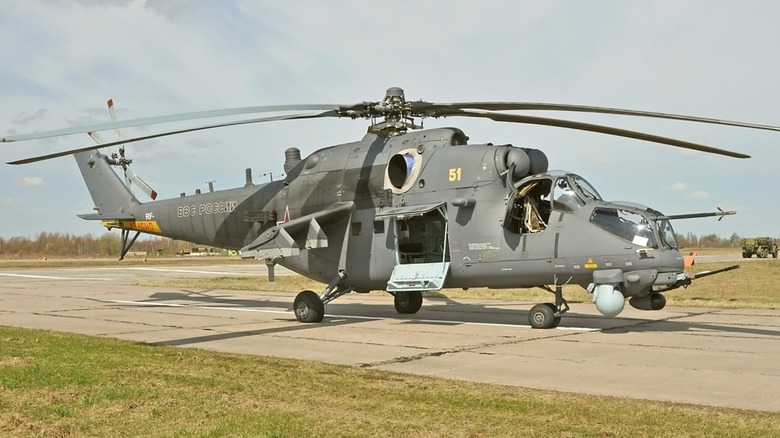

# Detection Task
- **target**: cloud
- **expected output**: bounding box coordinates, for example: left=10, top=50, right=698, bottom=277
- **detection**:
left=12, top=108, right=47, bottom=125
left=2, top=1, right=780, bottom=238
left=144, top=0, right=190, bottom=20
left=20, top=177, right=45, bottom=187
left=686, top=190, right=710, bottom=201
left=72, top=0, right=132, bottom=8
left=670, top=182, right=688, bottom=191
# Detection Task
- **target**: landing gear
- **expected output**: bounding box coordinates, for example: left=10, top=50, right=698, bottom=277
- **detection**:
left=118, top=228, right=141, bottom=261
left=293, top=270, right=352, bottom=323
left=528, top=303, right=560, bottom=329
left=528, top=285, right=568, bottom=329
left=392, top=291, right=423, bottom=314
left=293, top=290, right=324, bottom=323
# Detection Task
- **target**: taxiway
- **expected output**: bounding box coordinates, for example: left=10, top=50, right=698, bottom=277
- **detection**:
left=1, top=263, right=778, bottom=412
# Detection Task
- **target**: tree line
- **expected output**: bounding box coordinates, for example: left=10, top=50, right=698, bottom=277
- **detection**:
left=676, top=232, right=743, bottom=249
left=0, top=232, right=201, bottom=258
left=0, top=230, right=747, bottom=259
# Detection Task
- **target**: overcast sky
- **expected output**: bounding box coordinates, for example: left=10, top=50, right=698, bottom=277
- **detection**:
left=2, top=0, right=779, bottom=241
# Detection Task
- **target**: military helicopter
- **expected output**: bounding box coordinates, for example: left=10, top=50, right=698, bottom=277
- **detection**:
left=5, top=87, right=780, bottom=329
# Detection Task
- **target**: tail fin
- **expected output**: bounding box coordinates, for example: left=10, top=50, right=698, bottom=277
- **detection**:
left=75, top=149, right=140, bottom=220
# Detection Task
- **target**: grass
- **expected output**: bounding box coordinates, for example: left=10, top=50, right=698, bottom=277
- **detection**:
left=134, top=259, right=780, bottom=310
left=1, top=326, right=778, bottom=437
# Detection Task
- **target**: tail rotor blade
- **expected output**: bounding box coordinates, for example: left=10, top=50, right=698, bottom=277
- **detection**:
left=126, top=168, right=157, bottom=200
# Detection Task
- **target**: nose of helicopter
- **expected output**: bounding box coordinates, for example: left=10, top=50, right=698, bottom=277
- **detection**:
left=659, top=247, right=685, bottom=271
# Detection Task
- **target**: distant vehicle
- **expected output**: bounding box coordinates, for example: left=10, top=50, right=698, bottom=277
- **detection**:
left=741, top=237, right=778, bottom=258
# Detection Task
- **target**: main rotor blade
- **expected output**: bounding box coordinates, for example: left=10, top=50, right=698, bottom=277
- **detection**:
left=7, top=110, right=340, bottom=165
left=413, top=101, right=780, bottom=133
left=2, top=104, right=342, bottom=143
left=444, top=109, right=750, bottom=159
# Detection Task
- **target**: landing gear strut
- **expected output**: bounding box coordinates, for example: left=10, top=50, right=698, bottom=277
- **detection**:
left=293, top=269, right=352, bottom=323
left=118, top=228, right=141, bottom=261
left=528, top=284, right=569, bottom=329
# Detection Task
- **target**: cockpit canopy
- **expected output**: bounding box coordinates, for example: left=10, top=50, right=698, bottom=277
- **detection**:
left=590, top=204, right=679, bottom=249
left=552, top=174, right=602, bottom=212
left=504, top=172, right=678, bottom=250
left=504, top=172, right=602, bottom=233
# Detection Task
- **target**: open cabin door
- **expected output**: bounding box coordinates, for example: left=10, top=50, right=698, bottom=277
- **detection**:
left=376, top=202, right=450, bottom=292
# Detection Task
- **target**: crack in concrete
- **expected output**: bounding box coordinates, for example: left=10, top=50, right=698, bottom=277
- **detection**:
left=358, top=329, right=589, bottom=368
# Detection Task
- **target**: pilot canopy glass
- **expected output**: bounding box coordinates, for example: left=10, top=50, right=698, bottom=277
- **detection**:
left=504, top=173, right=603, bottom=234
left=589, top=207, right=680, bottom=249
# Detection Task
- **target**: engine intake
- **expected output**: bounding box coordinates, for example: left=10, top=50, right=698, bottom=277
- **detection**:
left=385, top=148, right=423, bottom=193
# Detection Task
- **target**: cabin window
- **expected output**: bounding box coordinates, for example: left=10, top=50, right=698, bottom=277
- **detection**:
left=373, top=220, right=385, bottom=234
left=351, top=222, right=362, bottom=236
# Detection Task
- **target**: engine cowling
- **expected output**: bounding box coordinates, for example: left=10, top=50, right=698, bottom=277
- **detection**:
left=494, top=146, right=549, bottom=181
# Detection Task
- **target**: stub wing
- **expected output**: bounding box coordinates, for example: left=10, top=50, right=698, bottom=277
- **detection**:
left=239, top=202, right=354, bottom=259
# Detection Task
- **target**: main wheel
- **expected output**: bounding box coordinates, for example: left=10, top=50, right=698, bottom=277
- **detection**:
left=529, top=303, right=558, bottom=329
left=394, top=291, right=423, bottom=314
left=293, top=290, right=324, bottom=323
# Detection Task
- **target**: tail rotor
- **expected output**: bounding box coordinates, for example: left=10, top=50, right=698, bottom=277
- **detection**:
left=88, top=99, right=158, bottom=200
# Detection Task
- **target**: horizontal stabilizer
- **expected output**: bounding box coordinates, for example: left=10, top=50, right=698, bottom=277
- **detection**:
left=78, top=212, right=136, bottom=221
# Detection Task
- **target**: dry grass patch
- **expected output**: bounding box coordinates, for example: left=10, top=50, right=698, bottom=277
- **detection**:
left=1, top=326, right=778, bottom=437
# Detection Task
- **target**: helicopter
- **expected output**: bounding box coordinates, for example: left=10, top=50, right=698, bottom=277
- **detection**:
left=5, top=87, right=780, bottom=329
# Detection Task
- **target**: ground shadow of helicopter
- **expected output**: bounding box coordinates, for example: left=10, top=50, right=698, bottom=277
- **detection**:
left=128, top=288, right=778, bottom=348
left=7, top=88, right=780, bottom=329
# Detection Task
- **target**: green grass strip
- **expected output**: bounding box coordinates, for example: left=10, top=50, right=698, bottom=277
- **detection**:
left=1, top=326, right=778, bottom=437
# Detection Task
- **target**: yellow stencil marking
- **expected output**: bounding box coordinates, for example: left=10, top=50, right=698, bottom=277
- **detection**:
left=102, top=220, right=161, bottom=233
left=584, top=257, right=598, bottom=269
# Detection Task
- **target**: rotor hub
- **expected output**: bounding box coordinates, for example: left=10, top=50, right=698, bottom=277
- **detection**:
left=354, top=87, right=423, bottom=136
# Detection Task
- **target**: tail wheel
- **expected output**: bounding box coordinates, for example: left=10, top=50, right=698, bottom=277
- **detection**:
left=528, top=303, right=560, bottom=329
left=293, top=290, right=325, bottom=323
left=394, top=291, right=423, bottom=314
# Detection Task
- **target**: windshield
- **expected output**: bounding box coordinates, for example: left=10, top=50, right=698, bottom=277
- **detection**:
left=590, top=207, right=658, bottom=248
left=570, top=174, right=602, bottom=200
left=552, top=177, right=585, bottom=212
left=658, top=219, right=678, bottom=249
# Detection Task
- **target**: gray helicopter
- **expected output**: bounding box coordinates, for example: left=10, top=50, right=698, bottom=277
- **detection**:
left=5, top=87, right=779, bottom=328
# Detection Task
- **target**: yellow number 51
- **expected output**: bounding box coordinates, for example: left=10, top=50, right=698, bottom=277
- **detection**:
left=448, top=168, right=462, bottom=182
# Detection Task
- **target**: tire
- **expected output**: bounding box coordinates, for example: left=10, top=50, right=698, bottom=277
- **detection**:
left=293, top=290, right=324, bottom=323
left=394, top=291, right=423, bottom=314
left=544, top=302, right=562, bottom=328
left=528, top=303, right=557, bottom=329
